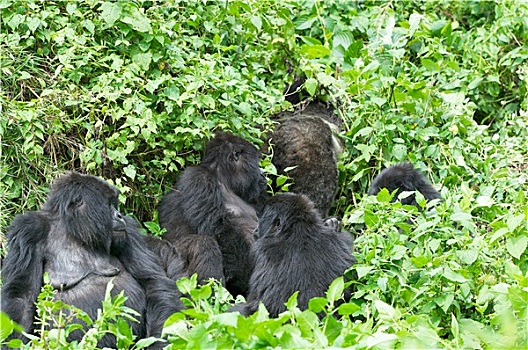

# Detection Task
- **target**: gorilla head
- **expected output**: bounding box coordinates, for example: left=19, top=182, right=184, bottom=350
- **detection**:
left=368, top=162, right=441, bottom=207
left=42, top=172, right=125, bottom=250
left=202, top=131, right=267, bottom=208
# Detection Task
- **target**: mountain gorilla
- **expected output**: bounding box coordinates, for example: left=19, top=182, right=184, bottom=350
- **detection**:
left=235, top=193, right=356, bottom=317
left=0, top=172, right=182, bottom=348
left=368, top=162, right=441, bottom=207
left=269, top=78, right=343, bottom=217
left=153, top=131, right=268, bottom=297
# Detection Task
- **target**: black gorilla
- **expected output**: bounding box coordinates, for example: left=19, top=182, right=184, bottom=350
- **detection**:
left=236, top=193, right=356, bottom=317
left=269, top=78, right=342, bottom=217
left=153, top=131, right=267, bottom=296
left=0, top=172, right=182, bottom=348
left=368, top=162, right=441, bottom=207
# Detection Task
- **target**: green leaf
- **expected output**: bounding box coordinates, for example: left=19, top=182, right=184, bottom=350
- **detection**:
left=121, top=9, right=152, bottom=33
left=421, top=58, right=439, bottom=72
left=333, top=31, right=354, bottom=50
left=443, top=267, right=467, bottom=283
left=304, top=78, right=317, bottom=96
left=300, top=44, right=331, bottom=59
left=0, top=312, right=14, bottom=341
left=374, top=300, right=401, bottom=320
left=132, top=51, right=152, bottom=71
left=250, top=15, right=262, bottom=31
left=375, top=188, right=393, bottom=203
left=337, top=302, right=361, bottom=316
left=507, top=214, right=525, bottom=232
left=100, top=2, right=121, bottom=26
left=234, top=102, right=252, bottom=116
left=506, top=235, right=527, bottom=259
left=326, top=277, right=344, bottom=301
left=308, top=297, right=327, bottom=313
left=456, top=249, right=478, bottom=265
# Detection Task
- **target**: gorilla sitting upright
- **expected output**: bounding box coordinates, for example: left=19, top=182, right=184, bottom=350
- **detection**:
left=1, top=172, right=182, bottom=348
left=235, top=193, right=356, bottom=317
left=151, top=131, right=268, bottom=297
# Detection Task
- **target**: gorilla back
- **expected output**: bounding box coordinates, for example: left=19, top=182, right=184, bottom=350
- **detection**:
left=269, top=79, right=342, bottom=217
left=238, top=193, right=356, bottom=317
left=1, top=172, right=182, bottom=348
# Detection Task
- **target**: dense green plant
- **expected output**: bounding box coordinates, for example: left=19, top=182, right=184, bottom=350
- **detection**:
left=1, top=0, right=527, bottom=348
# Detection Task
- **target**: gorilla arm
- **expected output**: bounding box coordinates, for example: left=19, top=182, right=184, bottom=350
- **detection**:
left=111, top=216, right=183, bottom=338
left=1, top=212, right=48, bottom=334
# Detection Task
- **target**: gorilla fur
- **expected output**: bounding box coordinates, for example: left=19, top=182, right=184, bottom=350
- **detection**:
left=154, top=131, right=268, bottom=297
left=368, top=162, right=441, bottom=207
left=0, top=172, right=182, bottom=348
left=235, top=193, right=356, bottom=317
left=269, top=78, right=342, bottom=217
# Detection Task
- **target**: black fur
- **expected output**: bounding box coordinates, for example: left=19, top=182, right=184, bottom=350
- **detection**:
left=0, top=172, right=182, bottom=348
left=154, top=131, right=267, bottom=296
left=368, top=162, right=441, bottom=207
left=236, top=193, right=356, bottom=317
left=269, top=78, right=342, bottom=217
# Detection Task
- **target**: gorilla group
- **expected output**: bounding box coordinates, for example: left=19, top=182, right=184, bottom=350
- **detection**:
left=0, top=172, right=182, bottom=348
left=148, top=131, right=268, bottom=297
left=1, top=128, right=442, bottom=343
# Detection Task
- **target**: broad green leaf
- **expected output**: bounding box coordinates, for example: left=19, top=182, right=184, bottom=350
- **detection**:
left=304, top=78, right=317, bottom=96
left=505, top=235, right=527, bottom=259
left=333, top=31, right=354, bottom=50
left=507, top=214, right=525, bottom=232
left=132, top=51, right=152, bottom=71
left=408, top=13, right=423, bottom=36
left=456, top=249, right=478, bottom=265
left=326, top=277, right=344, bottom=301
left=337, top=302, right=361, bottom=316
left=421, top=58, right=439, bottom=71
left=355, top=266, right=374, bottom=279
left=0, top=312, right=14, bottom=341
left=300, top=44, right=331, bottom=59
left=308, top=297, right=327, bottom=313
left=250, top=15, right=262, bottom=31
left=100, top=2, right=121, bottom=26
left=443, top=267, right=467, bottom=283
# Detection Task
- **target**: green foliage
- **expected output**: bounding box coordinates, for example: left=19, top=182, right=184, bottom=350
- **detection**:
left=1, top=0, right=527, bottom=348
left=1, top=278, right=152, bottom=349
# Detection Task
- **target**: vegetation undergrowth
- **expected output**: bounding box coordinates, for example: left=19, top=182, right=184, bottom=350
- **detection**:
left=1, top=0, right=527, bottom=348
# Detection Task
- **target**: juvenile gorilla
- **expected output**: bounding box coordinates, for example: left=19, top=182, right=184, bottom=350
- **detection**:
left=236, top=193, right=356, bottom=317
left=368, top=162, right=441, bottom=207
left=269, top=78, right=343, bottom=217
left=0, top=172, right=182, bottom=348
left=154, top=131, right=267, bottom=297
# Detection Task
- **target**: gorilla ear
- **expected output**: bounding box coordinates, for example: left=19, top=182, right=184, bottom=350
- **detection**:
left=271, top=217, right=282, bottom=236
left=68, top=196, right=84, bottom=210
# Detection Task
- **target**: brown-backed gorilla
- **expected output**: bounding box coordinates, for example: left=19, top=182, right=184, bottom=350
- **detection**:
left=0, top=172, right=183, bottom=348
left=368, top=162, right=441, bottom=207
left=234, top=193, right=356, bottom=317
left=151, top=131, right=268, bottom=297
left=268, top=77, right=343, bottom=217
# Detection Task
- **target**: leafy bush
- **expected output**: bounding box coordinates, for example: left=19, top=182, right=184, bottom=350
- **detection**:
left=1, top=0, right=527, bottom=349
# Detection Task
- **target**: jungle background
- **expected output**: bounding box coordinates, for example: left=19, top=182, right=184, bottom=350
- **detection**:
left=1, top=0, right=527, bottom=348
